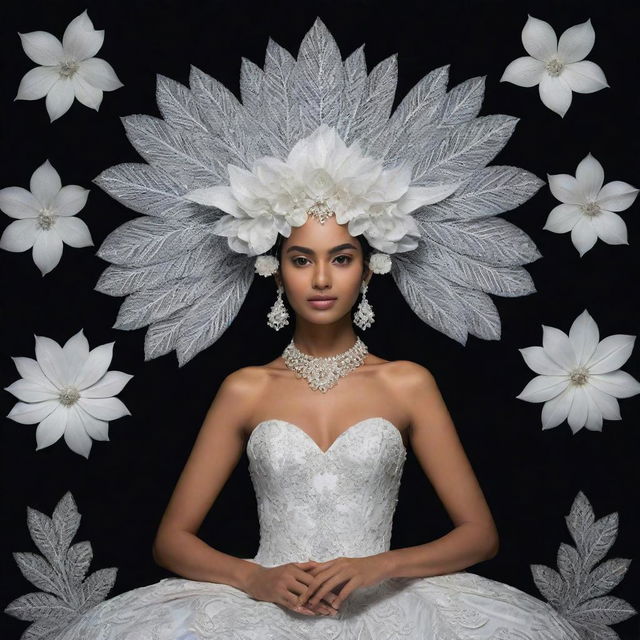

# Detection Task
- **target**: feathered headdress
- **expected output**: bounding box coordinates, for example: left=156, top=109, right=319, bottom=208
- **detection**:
left=93, top=18, right=543, bottom=366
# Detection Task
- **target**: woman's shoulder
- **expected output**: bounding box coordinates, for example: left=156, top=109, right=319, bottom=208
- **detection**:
left=375, top=358, right=437, bottom=388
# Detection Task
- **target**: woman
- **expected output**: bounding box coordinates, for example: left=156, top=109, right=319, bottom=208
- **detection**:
left=53, top=17, right=583, bottom=639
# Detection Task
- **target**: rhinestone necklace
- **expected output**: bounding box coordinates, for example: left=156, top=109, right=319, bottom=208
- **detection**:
left=282, top=337, right=368, bottom=393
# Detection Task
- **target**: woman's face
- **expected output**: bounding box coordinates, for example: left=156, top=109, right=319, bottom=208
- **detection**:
left=277, top=216, right=370, bottom=326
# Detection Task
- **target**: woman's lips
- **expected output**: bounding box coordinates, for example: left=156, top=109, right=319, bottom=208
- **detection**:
left=308, top=298, right=337, bottom=309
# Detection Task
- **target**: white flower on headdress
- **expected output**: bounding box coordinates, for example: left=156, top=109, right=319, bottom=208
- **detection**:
left=0, top=160, right=93, bottom=275
left=500, top=16, right=608, bottom=117
left=368, top=252, right=392, bottom=274
left=255, top=254, right=279, bottom=277
left=5, top=330, right=133, bottom=458
left=544, top=153, right=637, bottom=256
left=184, top=124, right=459, bottom=256
left=516, top=310, right=640, bottom=433
left=15, top=10, right=123, bottom=122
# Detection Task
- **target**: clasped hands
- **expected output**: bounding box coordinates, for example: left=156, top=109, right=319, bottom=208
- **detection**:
left=292, top=555, right=386, bottom=616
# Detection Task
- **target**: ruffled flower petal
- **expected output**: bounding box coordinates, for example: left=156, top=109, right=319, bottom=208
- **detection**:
left=15, top=66, right=60, bottom=101
left=539, top=74, right=572, bottom=117
left=557, top=19, right=595, bottom=64
left=500, top=56, right=545, bottom=87
left=596, top=181, right=639, bottom=212
left=18, top=31, right=64, bottom=66
left=522, top=15, right=558, bottom=62
left=62, top=10, right=104, bottom=60
left=562, top=61, right=609, bottom=94
left=0, top=219, right=41, bottom=252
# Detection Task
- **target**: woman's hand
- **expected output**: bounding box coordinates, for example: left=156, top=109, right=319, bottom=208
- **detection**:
left=243, top=561, right=339, bottom=616
left=297, top=556, right=388, bottom=611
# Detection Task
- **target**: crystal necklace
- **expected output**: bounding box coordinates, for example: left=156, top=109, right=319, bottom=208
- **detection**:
left=282, top=337, right=368, bottom=393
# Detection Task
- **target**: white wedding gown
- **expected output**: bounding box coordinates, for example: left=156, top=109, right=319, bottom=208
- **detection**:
left=56, top=417, right=581, bottom=639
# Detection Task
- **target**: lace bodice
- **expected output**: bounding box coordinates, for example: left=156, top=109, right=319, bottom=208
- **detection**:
left=247, top=417, right=406, bottom=567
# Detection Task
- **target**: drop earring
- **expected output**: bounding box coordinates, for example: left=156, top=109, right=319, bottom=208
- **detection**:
left=353, top=280, right=375, bottom=330
left=267, top=284, right=289, bottom=330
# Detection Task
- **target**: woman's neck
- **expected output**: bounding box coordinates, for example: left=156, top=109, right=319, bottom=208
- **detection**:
left=291, top=315, right=360, bottom=357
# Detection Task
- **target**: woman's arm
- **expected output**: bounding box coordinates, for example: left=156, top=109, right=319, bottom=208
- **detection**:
left=152, top=367, right=264, bottom=592
left=377, top=361, right=499, bottom=581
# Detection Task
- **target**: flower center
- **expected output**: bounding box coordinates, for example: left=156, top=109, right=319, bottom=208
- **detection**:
left=569, top=366, right=590, bottom=386
left=37, top=207, right=57, bottom=230
left=58, top=59, right=80, bottom=78
left=58, top=385, right=80, bottom=406
left=545, top=58, right=564, bottom=77
left=580, top=201, right=601, bottom=217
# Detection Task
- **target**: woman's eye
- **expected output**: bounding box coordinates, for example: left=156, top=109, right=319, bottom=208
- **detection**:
left=292, top=257, right=309, bottom=266
left=334, top=255, right=352, bottom=265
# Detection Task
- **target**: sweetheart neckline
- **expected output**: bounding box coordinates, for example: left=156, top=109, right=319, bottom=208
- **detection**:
left=247, top=416, right=405, bottom=456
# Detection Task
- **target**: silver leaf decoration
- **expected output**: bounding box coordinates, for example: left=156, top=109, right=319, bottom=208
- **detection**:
left=531, top=491, right=636, bottom=639
left=94, top=17, right=542, bottom=362
left=4, top=492, right=118, bottom=638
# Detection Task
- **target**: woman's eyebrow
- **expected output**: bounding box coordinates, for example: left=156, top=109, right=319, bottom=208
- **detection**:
left=286, top=243, right=358, bottom=255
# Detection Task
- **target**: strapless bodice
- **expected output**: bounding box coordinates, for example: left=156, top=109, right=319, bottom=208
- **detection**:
left=246, top=417, right=407, bottom=567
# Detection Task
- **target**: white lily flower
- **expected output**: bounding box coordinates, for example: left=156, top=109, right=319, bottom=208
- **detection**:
left=15, top=9, right=123, bottom=122
left=501, top=16, right=608, bottom=117
left=544, top=153, right=638, bottom=256
left=0, top=160, right=93, bottom=275
left=5, top=329, right=133, bottom=458
left=517, top=310, right=640, bottom=434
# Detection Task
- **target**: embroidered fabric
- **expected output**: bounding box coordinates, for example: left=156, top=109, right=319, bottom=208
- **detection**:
left=54, top=417, right=582, bottom=639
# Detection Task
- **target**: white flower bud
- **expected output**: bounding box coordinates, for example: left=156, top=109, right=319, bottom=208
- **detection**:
left=369, top=252, right=392, bottom=274
left=255, top=255, right=280, bottom=277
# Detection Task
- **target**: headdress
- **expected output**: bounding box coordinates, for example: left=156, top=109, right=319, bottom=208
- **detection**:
left=93, top=18, right=543, bottom=366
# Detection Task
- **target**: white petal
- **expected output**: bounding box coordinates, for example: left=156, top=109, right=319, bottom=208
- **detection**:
left=522, top=15, right=558, bottom=61
left=184, top=185, right=242, bottom=214
left=64, top=406, right=93, bottom=458
left=35, top=404, right=68, bottom=450
left=583, top=391, right=603, bottom=432
left=78, top=396, right=131, bottom=421
left=55, top=216, right=93, bottom=248
left=587, top=335, right=636, bottom=374
left=543, top=204, right=581, bottom=233
left=567, top=386, right=589, bottom=433
left=589, top=371, right=640, bottom=398
left=30, top=160, right=61, bottom=206
left=539, top=74, right=572, bottom=117
left=542, top=325, right=578, bottom=369
left=71, top=73, right=103, bottom=110
left=11, top=356, right=58, bottom=389
left=596, top=181, right=639, bottom=212
left=0, top=186, right=42, bottom=219
left=18, top=31, right=64, bottom=66
left=7, top=399, right=58, bottom=424
left=52, top=185, right=90, bottom=216
left=62, top=10, right=104, bottom=60
left=570, top=218, right=598, bottom=257
left=547, top=174, right=582, bottom=204
left=81, top=371, right=133, bottom=398
left=0, top=219, right=41, bottom=252
left=562, top=61, right=609, bottom=94
left=519, top=346, right=566, bottom=375
left=557, top=19, right=595, bottom=63
left=15, top=66, right=60, bottom=101
left=35, top=334, right=70, bottom=387
left=588, top=385, right=622, bottom=420
left=77, top=58, right=123, bottom=91
left=4, top=379, right=59, bottom=402
left=516, top=375, right=569, bottom=402
left=575, top=153, right=604, bottom=201
left=395, top=183, right=460, bottom=214
left=62, top=329, right=90, bottom=380
left=568, top=310, right=600, bottom=367
left=500, top=56, right=545, bottom=87
left=541, top=386, right=575, bottom=430
left=77, top=408, right=109, bottom=441
left=591, top=210, right=628, bottom=245
left=45, top=78, right=76, bottom=122
left=74, top=343, right=114, bottom=389
left=32, top=230, right=64, bottom=275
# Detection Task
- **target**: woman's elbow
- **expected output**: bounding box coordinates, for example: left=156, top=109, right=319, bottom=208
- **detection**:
left=483, top=528, right=499, bottom=560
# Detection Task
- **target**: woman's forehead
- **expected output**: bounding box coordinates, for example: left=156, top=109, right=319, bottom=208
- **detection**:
left=283, top=216, right=357, bottom=249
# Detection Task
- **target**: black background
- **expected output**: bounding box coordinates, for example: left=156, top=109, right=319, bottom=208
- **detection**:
left=1, top=0, right=639, bottom=638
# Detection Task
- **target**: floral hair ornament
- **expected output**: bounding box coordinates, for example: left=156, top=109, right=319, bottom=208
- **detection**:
left=93, top=18, right=544, bottom=366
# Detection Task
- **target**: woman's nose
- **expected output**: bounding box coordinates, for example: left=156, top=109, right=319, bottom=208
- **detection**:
left=312, top=262, right=331, bottom=289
